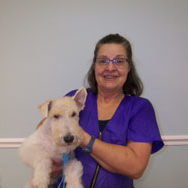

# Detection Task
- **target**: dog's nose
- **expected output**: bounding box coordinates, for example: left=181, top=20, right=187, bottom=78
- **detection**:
left=64, top=135, right=74, bottom=144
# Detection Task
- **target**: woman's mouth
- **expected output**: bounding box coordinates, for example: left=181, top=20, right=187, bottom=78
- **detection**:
left=103, top=75, right=118, bottom=79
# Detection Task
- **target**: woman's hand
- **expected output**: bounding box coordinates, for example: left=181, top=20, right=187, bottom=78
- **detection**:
left=80, top=128, right=91, bottom=147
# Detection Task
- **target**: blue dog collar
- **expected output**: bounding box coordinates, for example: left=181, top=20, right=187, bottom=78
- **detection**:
left=57, top=154, right=69, bottom=188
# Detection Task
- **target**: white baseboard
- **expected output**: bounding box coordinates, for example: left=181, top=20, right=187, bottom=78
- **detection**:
left=0, top=135, right=188, bottom=148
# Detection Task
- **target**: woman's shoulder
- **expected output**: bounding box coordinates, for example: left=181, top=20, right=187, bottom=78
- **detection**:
left=65, top=89, right=77, bottom=97
left=125, top=95, right=154, bottom=112
left=65, top=88, right=94, bottom=97
left=126, top=95, right=151, bottom=105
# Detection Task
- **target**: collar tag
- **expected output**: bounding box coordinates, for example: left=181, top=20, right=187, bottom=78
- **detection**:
left=63, top=154, right=69, bottom=167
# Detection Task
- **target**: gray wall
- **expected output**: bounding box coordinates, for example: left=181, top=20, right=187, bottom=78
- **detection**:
left=0, top=0, right=188, bottom=187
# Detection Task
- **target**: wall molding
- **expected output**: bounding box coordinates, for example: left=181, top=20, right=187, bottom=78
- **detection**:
left=0, top=135, right=188, bottom=148
left=0, top=138, right=25, bottom=148
left=161, top=135, right=188, bottom=146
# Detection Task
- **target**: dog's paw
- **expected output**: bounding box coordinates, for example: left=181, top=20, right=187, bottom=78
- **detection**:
left=64, top=159, right=83, bottom=188
left=66, top=181, right=84, bottom=188
left=65, top=159, right=83, bottom=177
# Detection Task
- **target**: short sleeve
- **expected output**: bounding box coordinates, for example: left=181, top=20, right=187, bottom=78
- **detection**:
left=127, top=98, right=164, bottom=154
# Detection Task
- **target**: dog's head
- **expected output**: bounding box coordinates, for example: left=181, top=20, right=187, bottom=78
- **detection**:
left=38, top=88, right=87, bottom=151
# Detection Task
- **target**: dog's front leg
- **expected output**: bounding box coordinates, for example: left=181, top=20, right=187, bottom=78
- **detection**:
left=32, top=158, right=52, bottom=188
left=64, top=159, right=83, bottom=188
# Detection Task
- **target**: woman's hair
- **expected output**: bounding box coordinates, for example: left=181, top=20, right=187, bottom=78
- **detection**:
left=86, top=33, right=143, bottom=96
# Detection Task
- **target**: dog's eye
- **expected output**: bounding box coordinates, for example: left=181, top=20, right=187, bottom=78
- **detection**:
left=71, top=111, right=76, bottom=117
left=53, top=114, right=60, bottom=119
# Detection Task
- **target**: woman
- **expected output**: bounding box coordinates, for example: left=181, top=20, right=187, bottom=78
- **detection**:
left=55, top=34, right=164, bottom=188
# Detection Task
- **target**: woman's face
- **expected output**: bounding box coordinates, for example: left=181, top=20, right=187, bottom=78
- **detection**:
left=95, top=43, right=130, bottom=94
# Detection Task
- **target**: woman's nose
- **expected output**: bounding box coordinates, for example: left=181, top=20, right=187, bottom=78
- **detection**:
left=105, top=62, right=117, bottom=70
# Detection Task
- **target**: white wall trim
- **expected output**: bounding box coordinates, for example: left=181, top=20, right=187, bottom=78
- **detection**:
left=0, top=138, right=25, bottom=148
left=162, top=135, right=188, bottom=146
left=0, top=135, right=188, bottom=148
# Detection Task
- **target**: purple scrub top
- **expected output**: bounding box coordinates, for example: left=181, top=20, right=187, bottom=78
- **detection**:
left=66, top=88, right=164, bottom=188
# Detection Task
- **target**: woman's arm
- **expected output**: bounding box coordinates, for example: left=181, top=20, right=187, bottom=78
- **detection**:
left=81, top=129, right=152, bottom=179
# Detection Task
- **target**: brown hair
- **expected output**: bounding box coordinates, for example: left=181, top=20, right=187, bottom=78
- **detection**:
left=86, top=33, right=143, bottom=96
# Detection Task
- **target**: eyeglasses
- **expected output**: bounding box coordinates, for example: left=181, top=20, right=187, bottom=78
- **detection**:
left=96, top=57, right=128, bottom=67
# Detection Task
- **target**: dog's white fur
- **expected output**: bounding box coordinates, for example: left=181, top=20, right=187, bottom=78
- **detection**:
left=19, top=88, right=87, bottom=188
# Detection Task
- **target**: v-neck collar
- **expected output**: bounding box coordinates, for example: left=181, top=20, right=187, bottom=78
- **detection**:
left=93, top=92, right=127, bottom=134
left=96, top=94, right=126, bottom=121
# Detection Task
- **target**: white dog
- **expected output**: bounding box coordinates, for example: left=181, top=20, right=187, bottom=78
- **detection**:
left=19, top=88, right=87, bottom=188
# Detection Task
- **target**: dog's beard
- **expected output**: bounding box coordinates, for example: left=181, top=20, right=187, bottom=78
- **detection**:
left=53, top=135, right=80, bottom=147
left=53, top=139, right=78, bottom=154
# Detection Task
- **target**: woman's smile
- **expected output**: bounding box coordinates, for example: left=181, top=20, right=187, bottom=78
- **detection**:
left=103, top=74, right=119, bottom=80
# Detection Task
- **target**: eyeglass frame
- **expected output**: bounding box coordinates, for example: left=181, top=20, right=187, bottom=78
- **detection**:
left=95, top=57, right=128, bottom=67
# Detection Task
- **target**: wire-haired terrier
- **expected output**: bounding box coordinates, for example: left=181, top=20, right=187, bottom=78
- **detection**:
left=19, top=88, right=87, bottom=188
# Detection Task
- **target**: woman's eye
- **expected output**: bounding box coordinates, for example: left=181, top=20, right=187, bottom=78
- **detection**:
left=53, top=114, right=60, bottom=119
left=97, top=58, right=107, bottom=64
left=116, top=59, right=124, bottom=64
left=99, top=59, right=106, bottom=64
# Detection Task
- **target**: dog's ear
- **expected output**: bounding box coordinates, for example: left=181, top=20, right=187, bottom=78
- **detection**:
left=38, top=100, right=53, bottom=117
left=73, top=87, right=87, bottom=110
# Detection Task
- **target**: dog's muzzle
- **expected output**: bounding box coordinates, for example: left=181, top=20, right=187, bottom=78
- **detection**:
left=64, top=134, right=74, bottom=144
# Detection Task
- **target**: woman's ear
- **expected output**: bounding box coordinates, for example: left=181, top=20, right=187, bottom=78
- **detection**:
left=73, top=87, right=87, bottom=110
